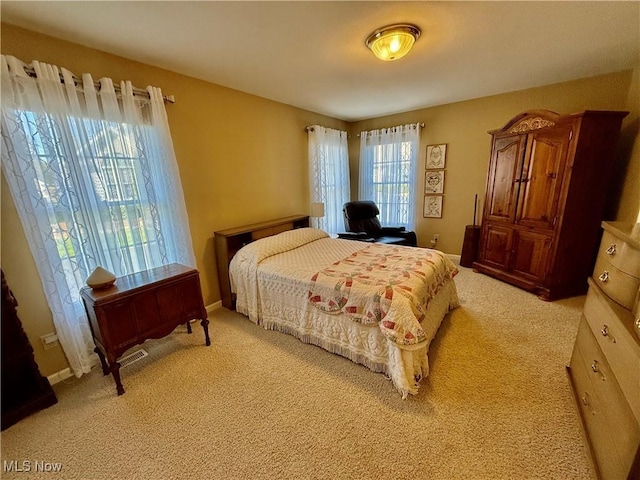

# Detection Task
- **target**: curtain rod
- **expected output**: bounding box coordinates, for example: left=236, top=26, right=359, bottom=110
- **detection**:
left=22, top=65, right=176, bottom=104
left=306, top=123, right=425, bottom=133
left=305, top=125, right=352, bottom=138
left=356, top=122, right=424, bottom=137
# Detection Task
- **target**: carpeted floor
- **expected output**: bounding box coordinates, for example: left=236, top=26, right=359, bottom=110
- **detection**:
left=0, top=262, right=595, bottom=479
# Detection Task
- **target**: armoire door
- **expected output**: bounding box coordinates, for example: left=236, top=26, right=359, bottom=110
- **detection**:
left=484, top=134, right=527, bottom=224
left=479, top=224, right=513, bottom=271
left=510, top=230, right=552, bottom=282
left=516, top=125, right=572, bottom=230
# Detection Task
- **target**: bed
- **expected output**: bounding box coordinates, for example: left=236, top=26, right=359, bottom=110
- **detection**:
left=229, top=227, right=459, bottom=398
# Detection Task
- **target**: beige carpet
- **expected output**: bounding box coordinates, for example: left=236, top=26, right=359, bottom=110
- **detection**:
left=1, top=262, right=595, bottom=480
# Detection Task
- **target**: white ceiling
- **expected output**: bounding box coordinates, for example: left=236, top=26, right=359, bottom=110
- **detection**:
left=2, top=1, right=639, bottom=122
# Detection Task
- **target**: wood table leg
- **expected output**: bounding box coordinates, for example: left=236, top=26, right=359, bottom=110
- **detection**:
left=201, top=318, right=211, bottom=346
left=94, top=347, right=109, bottom=376
left=186, top=321, right=192, bottom=334
left=109, top=362, right=125, bottom=396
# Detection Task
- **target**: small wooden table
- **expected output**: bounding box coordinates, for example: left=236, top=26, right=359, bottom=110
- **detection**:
left=80, top=263, right=210, bottom=395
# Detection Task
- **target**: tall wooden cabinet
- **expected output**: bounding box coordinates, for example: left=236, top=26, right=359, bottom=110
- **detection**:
left=2, top=270, right=57, bottom=429
left=473, top=110, right=628, bottom=300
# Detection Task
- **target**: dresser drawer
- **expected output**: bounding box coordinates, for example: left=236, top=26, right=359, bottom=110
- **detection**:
left=593, top=255, right=640, bottom=310
left=599, top=230, right=640, bottom=278
left=571, top=318, right=640, bottom=479
left=570, top=341, right=625, bottom=480
left=584, top=286, right=640, bottom=421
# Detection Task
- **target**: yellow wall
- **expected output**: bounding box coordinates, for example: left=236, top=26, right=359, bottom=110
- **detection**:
left=618, top=66, right=640, bottom=223
left=2, top=23, right=638, bottom=376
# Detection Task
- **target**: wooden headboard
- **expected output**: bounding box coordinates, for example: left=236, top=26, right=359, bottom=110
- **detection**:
left=213, top=215, right=310, bottom=309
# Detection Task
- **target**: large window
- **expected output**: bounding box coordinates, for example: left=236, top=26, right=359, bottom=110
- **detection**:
left=18, top=111, right=165, bottom=276
left=359, top=124, right=421, bottom=229
left=1, top=55, right=194, bottom=377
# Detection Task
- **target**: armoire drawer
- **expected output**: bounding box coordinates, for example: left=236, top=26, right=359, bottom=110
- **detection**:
left=583, top=285, right=640, bottom=421
left=571, top=317, right=640, bottom=479
left=598, top=229, right=640, bottom=278
left=593, top=255, right=640, bottom=310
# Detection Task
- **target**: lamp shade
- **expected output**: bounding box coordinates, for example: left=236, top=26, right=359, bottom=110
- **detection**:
left=366, top=24, right=421, bottom=61
left=310, top=202, right=325, bottom=218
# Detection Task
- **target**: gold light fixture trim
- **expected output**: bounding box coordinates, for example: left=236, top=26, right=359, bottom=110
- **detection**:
left=366, top=24, right=421, bottom=61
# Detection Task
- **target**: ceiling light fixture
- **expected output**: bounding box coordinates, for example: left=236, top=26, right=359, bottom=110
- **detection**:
left=365, top=24, right=421, bottom=61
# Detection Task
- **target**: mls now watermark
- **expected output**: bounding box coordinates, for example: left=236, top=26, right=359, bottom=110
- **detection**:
left=3, top=460, right=63, bottom=473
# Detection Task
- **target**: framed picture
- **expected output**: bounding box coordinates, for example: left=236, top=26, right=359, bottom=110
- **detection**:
left=425, top=170, right=445, bottom=194
left=423, top=195, right=443, bottom=218
left=426, top=144, right=447, bottom=169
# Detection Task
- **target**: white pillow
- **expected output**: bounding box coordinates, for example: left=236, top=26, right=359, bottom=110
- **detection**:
left=234, top=227, right=329, bottom=265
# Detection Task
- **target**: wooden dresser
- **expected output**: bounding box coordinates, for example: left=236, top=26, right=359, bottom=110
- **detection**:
left=567, top=222, right=640, bottom=479
left=81, top=263, right=210, bottom=395
left=473, top=110, right=628, bottom=300
left=1, top=270, right=57, bottom=430
left=214, top=215, right=310, bottom=309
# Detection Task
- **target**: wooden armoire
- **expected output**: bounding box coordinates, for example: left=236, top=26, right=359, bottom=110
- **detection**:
left=473, top=110, right=628, bottom=300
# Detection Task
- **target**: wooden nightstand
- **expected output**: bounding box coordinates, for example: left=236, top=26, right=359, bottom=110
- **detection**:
left=80, top=263, right=210, bottom=395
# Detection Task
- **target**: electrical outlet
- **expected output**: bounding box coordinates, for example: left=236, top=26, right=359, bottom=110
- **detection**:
left=40, top=333, right=59, bottom=350
left=434, top=234, right=440, bottom=241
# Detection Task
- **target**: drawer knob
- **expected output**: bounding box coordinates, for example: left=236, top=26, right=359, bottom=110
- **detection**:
left=581, top=392, right=595, bottom=415
left=605, top=243, right=616, bottom=256
left=600, top=325, right=616, bottom=343
left=598, top=271, right=609, bottom=283
left=636, top=318, right=640, bottom=330
left=591, top=360, right=606, bottom=381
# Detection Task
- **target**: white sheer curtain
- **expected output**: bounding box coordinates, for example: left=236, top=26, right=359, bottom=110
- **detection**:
left=358, top=123, right=421, bottom=229
left=307, top=125, right=350, bottom=234
left=1, top=55, right=195, bottom=377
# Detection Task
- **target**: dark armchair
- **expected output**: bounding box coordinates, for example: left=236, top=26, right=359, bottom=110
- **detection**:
left=337, top=201, right=417, bottom=246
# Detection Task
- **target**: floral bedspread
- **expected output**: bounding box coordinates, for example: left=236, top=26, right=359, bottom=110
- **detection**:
left=308, top=244, right=458, bottom=347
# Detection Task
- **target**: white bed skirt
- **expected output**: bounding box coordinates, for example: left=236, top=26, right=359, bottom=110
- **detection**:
left=247, top=278, right=459, bottom=398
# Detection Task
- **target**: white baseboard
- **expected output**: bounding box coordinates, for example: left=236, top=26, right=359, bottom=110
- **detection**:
left=47, top=367, right=73, bottom=385
left=447, top=254, right=461, bottom=262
